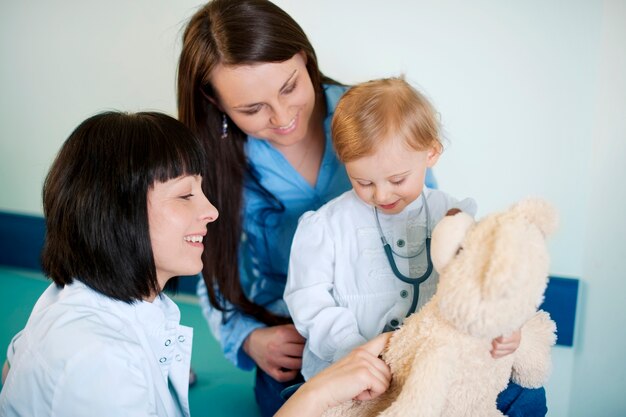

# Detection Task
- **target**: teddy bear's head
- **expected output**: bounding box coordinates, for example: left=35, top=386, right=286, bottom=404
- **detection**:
left=430, top=199, right=558, bottom=339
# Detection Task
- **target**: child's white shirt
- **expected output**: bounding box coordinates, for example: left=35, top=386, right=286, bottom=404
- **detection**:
left=285, top=187, right=476, bottom=380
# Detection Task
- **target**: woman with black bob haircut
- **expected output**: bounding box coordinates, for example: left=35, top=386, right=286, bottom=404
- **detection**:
left=0, top=111, right=219, bottom=416
left=41, top=111, right=211, bottom=301
left=0, top=110, right=395, bottom=417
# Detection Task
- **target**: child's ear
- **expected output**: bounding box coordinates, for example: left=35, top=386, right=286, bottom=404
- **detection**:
left=426, top=143, right=442, bottom=167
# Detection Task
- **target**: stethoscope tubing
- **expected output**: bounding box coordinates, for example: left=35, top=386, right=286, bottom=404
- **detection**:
left=375, top=192, right=434, bottom=317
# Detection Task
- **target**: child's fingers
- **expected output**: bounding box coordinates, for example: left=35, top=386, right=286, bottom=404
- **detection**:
left=491, top=329, right=522, bottom=358
left=491, top=339, right=517, bottom=358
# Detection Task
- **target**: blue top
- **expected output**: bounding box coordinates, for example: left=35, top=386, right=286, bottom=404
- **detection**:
left=197, top=84, right=438, bottom=370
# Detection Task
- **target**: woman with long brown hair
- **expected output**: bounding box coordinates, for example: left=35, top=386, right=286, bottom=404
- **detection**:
left=178, top=1, right=348, bottom=414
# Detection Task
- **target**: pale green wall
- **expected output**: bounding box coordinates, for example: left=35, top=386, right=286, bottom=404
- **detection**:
left=1, top=1, right=624, bottom=415
left=569, top=2, right=626, bottom=415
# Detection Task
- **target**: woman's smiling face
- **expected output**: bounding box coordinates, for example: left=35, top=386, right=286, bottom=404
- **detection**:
left=209, top=52, right=316, bottom=147
left=147, top=175, right=218, bottom=290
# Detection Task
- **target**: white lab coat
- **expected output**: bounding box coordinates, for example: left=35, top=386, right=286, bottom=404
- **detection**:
left=0, top=280, right=192, bottom=417
left=285, top=188, right=476, bottom=379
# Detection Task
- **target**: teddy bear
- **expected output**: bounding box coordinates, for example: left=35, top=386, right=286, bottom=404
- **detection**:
left=323, top=198, right=558, bottom=417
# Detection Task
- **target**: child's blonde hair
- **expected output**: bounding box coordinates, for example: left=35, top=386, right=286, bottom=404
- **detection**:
left=332, top=77, right=442, bottom=163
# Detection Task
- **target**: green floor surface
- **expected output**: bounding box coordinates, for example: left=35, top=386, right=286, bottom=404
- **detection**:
left=0, top=267, right=261, bottom=417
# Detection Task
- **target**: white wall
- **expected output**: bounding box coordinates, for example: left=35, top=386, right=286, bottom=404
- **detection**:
left=570, top=2, right=626, bottom=416
left=0, top=0, right=200, bottom=214
left=1, top=1, right=624, bottom=415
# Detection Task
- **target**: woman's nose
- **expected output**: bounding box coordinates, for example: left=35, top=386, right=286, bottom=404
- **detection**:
left=200, top=195, right=219, bottom=224
left=269, top=104, right=292, bottom=128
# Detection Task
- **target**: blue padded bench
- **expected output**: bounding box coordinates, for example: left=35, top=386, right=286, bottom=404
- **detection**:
left=0, top=211, right=46, bottom=271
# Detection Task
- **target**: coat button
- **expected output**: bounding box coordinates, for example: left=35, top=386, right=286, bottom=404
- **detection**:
left=390, top=318, right=400, bottom=327
left=396, top=239, right=405, bottom=248
left=164, top=339, right=171, bottom=346
left=178, top=335, right=185, bottom=343
left=400, top=290, right=409, bottom=298
left=159, top=357, right=167, bottom=363
left=175, top=354, right=182, bottom=362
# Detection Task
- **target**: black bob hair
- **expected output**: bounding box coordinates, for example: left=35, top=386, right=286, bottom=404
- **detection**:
left=41, top=111, right=207, bottom=302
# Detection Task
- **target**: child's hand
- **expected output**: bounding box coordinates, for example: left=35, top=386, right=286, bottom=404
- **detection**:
left=490, top=329, right=521, bottom=358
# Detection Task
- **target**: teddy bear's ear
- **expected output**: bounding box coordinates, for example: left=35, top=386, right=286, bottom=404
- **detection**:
left=511, top=199, right=559, bottom=237
left=431, top=211, right=475, bottom=272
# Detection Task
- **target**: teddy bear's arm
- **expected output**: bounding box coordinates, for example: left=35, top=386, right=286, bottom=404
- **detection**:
left=511, top=311, right=557, bottom=388
left=378, top=343, right=458, bottom=417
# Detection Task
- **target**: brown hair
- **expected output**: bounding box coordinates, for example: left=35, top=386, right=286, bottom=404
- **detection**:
left=177, top=0, right=338, bottom=325
left=332, top=77, right=442, bottom=163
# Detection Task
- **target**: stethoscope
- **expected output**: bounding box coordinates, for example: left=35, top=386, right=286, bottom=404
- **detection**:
left=374, top=192, right=434, bottom=317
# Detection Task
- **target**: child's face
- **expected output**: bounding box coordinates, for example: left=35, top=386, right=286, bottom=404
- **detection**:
left=210, top=52, right=316, bottom=148
left=147, top=175, right=218, bottom=290
left=345, top=137, right=440, bottom=215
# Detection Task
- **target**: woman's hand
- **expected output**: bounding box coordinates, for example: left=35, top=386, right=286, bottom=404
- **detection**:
left=244, top=324, right=305, bottom=382
left=491, top=329, right=522, bottom=358
left=276, top=333, right=392, bottom=417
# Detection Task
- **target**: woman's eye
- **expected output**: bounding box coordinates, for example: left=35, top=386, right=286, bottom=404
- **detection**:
left=180, top=194, right=194, bottom=200
left=282, top=82, right=297, bottom=94
left=391, top=179, right=405, bottom=185
left=358, top=182, right=372, bottom=187
left=241, top=105, right=263, bottom=115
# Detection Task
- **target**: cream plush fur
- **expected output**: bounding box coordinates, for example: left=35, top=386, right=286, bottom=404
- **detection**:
left=323, top=199, right=558, bottom=417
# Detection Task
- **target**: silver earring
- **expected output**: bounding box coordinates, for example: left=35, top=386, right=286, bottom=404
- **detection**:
left=221, top=113, right=228, bottom=139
